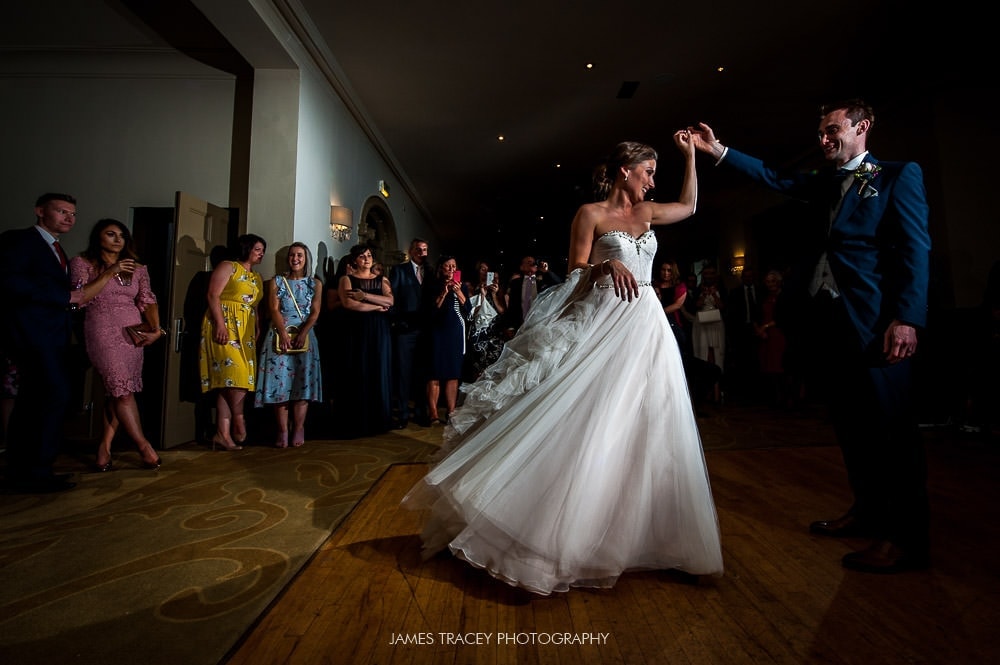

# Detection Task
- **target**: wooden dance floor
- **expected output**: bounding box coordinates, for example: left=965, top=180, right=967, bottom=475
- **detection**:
left=225, top=432, right=999, bottom=665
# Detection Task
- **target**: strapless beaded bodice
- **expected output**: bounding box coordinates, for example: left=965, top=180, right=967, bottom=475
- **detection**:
left=591, top=229, right=656, bottom=286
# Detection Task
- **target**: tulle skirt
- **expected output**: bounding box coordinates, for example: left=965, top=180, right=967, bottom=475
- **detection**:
left=403, top=270, right=723, bottom=594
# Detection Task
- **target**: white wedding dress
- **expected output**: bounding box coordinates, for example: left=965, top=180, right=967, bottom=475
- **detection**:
left=402, top=230, right=723, bottom=595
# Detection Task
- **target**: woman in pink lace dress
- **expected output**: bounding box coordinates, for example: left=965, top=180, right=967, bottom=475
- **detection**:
left=69, top=219, right=164, bottom=471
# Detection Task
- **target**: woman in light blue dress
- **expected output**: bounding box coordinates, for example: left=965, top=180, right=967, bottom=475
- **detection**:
left=255, top=242, right=323, bottom=447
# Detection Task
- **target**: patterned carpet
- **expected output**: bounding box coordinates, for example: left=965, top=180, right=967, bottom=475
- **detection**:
left=0, top=427, right=439, bottom=665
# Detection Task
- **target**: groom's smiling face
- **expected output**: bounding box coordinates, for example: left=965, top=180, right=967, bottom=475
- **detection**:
left=818, top=108, right=868, bottom=166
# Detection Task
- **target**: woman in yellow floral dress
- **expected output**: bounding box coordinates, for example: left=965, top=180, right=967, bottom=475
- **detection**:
left=199, top=234, right=266, bottom=450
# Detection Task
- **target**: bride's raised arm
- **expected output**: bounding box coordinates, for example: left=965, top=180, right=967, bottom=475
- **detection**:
left=648, top=129, right=698, bottom=225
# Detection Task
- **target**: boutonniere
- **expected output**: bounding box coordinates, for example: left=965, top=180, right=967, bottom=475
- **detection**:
left=853, top=162, right=882, bottom=199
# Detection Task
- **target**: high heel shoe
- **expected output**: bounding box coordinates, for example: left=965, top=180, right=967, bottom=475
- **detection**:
left=139, top=445, right=162, bottom=469
left=95, top=459, right=113, bottom=472
left=212, top=435, right=243, bottom=451
left=142, top=456, right=162, bottom=470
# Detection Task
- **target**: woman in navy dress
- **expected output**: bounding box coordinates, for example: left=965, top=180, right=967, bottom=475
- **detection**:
left=420, top=255, right=471, bottom=424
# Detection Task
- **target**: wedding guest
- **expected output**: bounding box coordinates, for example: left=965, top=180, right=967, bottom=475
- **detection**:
left=504, top=255, right=559, bottom=337
left=657, top=260, right=719, bottom=415
left=689, top=98, right=932, bottom=573
left=462, top=260, right=507, bottom=382
left=70, top=219, right=164, bottom=471
left=333, top=244, right=394, bottom=437
left=725, top=266, right=761, bottom=401
left=536, top=258, right=564, bottom=285
left=255, top=242, right=323, bottom=447
left=419, top=255, right=470, bottom=424
left=0, top=193, right=86, bottom=493
left=403, top=132, right=722, bottom=595
left=753, top=270, right=790, bottom=407
left=199, top=234, right=266, bottom=451
left=389, top=238, right=430, bottom=427
left=693, top=263, right=725, bottom=403
left=655, top=260, right=688, bottom=352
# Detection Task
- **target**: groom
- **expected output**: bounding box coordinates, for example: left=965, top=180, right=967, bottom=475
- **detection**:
left=688, top=99, right=932, bottom=573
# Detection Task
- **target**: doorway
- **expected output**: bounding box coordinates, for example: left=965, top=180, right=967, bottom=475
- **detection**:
left=130, top=193, right=235, bottom=448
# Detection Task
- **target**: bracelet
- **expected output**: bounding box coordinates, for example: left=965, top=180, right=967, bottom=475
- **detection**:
left=601, top=259, right=611, bottom=275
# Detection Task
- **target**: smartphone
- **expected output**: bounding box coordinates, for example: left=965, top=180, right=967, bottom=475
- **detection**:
left=486, top=271, right=496, bottom=285
left=453, top=270, right=462, bottom=284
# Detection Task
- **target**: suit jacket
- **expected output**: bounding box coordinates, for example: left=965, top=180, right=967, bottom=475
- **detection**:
left=722, top=149, right=930, bottom=352
left=0, top=226, right=74, bottom=353
left=726, top=282, right=760, bottom=329
left=388, top=260, right=424, bottom=333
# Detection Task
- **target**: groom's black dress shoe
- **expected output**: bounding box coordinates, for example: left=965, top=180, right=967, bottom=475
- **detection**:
left=809, top=514, right=871, bottom=538
left=841, top=540, right=930, bottom=574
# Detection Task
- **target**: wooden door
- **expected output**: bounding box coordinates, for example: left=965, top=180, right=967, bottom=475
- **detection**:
left=158, top=191, right=230, bottom=448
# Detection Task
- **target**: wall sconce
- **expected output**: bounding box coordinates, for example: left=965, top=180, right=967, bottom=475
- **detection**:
left=330, top=205, right=353, bottom=242
left=730, top=255, right=746, bottom=275
left=378, top=180, right=390, bottom=198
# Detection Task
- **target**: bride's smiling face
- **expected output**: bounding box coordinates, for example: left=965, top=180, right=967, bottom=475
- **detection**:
left=624, top=160, right=656, bottom=200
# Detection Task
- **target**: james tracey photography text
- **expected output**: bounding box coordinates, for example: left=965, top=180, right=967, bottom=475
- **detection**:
left=389, top=632, right=611, bottom=646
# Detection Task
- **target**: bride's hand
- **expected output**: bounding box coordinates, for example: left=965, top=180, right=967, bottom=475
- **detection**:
left=673, top=129, right=695, bottom=157
left=605, top=259, right=639, bottom=302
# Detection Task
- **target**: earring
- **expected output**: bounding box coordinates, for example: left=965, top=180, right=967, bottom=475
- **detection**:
left=624, top=173, right=629, bottom=182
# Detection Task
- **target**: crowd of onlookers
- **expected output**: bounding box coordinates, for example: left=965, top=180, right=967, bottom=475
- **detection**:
left=310, top=239, right=565, bottom=436
left=656, top=261, right=809, bottom=414
left=178, top=236, right=573, bottom=446
left=3, top=191, right=995, bottom=496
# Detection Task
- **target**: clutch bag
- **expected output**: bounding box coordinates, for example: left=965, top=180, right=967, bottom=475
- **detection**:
left=696, top=308, right=722, bottom=323
left=274, top=325, right=308, bottom=354
left=125, top=325, right=147, bottom=346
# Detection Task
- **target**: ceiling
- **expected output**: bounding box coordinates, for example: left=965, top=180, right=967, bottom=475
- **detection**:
left=3, top=1, right=974, bottom=260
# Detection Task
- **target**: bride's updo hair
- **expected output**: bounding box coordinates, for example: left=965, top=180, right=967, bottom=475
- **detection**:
left=592, top=141, right=658, bottom=201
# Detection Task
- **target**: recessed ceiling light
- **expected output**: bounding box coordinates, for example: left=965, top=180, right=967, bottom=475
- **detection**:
left=497, top=135, right=505, bottom=142
left=717, top=66, right=725, bottom=73
left=585, top=63, right=594, bottom=70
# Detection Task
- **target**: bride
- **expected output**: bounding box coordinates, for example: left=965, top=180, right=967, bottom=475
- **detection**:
left=402, top=130, right=724, bottom=595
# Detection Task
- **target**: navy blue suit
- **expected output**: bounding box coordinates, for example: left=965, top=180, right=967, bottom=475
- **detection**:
left=0, top=226, right=75, bottom=484
left=389, top=260, right=427, bottom=421
left=723, top=148, right=932, bottom=554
